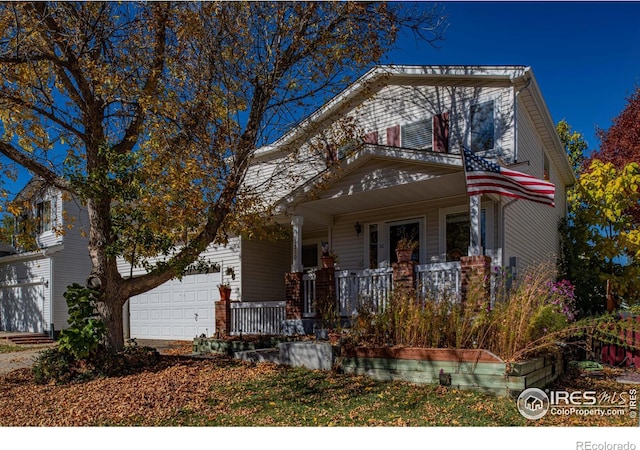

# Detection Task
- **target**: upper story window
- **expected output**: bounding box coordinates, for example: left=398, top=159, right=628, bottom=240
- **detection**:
left=388, top=112, right=449, bottom=152
left=470, top=100, right=495, bottom=153
left=401, top=119, right=433, bottom=150
left=36, top=200, right=52, bottom=234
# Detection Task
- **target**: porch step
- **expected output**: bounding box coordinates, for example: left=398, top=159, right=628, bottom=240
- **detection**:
left=3, top=333, right=55, bottom=345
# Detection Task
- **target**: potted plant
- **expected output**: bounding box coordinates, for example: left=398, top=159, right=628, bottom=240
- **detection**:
left=321, top=243, right=339, bottom=269
left=218, top=282, right=232, bottom=302
left=395, top=237, right=418, bottom=263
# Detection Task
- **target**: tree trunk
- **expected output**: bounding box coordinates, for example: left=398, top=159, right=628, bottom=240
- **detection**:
left=96, top=289, right=127, bottom=352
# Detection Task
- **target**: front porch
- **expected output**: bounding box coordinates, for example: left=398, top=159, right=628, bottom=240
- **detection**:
left=301, top=261, right=463, bottom=318
left=285, top=255, right=492, bottom=328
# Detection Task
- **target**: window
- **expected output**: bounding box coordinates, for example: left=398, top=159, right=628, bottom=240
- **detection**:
left=36, top=201, right=52, bottom=234
left=401, top=119, right=433, bottom=150
left=302, top=244, right=318, bottom=269
left=444, top=210, right=486, bottom=261
left=470, top=100, right=495, bottom=152
left=399, top=113, right=449, bottom=152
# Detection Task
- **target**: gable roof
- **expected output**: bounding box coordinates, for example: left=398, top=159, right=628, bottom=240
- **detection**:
left=257, top=65, right=575, bottom=186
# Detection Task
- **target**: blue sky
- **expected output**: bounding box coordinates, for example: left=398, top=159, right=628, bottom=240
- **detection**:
left=2, top=1, right=639, bottom=198
left=387, top=1, right=640, bottom=151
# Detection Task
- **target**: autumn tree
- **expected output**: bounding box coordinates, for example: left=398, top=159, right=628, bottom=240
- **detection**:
left=556, top=120, right=605, bottom=314
left=0, top=2, right=446, bottom=350
left=593, top=87, right=640, bottom=169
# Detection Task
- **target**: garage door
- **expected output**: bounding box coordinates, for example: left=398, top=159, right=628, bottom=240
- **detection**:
left=0, top=281, right=45, bottom=333
left=129, top=271, right=220, bottom=340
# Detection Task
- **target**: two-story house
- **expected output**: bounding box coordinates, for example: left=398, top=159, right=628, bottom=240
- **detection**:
left=0, top=179, right=91, bottom=335
left=125, top=65, right=574, bottom=339
left=2, top=65, right=575, bottom=341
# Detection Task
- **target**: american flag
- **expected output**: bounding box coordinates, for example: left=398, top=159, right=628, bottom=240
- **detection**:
left=462, top=147, right=555, bottom=207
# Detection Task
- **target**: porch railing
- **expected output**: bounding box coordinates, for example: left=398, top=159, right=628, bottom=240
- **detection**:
left=230, top=301, right=286, bottom=335
left=415, top=262, right=462, bottom=302
left=336, top=268, right=393, bottom=316
left=302, top=272, right=316, bottom=317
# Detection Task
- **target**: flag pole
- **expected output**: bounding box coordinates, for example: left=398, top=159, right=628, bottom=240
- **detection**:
left=461, top=147, right=483, bottom=257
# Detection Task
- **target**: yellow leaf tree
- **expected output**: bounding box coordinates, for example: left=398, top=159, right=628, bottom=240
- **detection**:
left=0, top=2, right=446, bottom=350
left=570, top=159, right=640, bottom=302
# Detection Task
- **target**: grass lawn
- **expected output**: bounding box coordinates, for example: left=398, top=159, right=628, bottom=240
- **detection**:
left=0, top=340, right=34, bottom=353
left=0, top=352, right=636, bottom=427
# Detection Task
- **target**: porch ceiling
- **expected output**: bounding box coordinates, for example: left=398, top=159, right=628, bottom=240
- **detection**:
left=295, top=171, right=467, bottom=229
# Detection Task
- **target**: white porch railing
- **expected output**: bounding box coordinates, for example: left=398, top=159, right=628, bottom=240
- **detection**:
left=415, top=262, right=462, bottom=302
left=336, top=268, right=393, bottom=316
left=230, top=301, right=286, bottom=335
left=302, top=272, right=316, bottom=317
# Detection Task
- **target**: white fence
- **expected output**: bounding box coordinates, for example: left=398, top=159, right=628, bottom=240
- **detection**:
left=302, top=272, right=316, bottom=317
left=415, top=262, right=462, bottom=302
left=336, top=268, right=393, bottom=316
left=230, top=301, right=286, bottom=335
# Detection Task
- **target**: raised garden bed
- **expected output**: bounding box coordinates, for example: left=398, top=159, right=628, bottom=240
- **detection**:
left=192, top=336, right=300, bottom=356
left=192, top=337, right=564, bottom=397
left=339, top=347, right=564, bottom=397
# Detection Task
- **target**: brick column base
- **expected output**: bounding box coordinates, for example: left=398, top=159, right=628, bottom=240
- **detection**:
left=215, top=299, right=231, bottom=337
left=460, top=255, right=491, bottom=304
left=285, top=272, right=304, bottom=319
left=315, top=268, right=336, bottom=307
left=392, top=261, right=416, bottom=293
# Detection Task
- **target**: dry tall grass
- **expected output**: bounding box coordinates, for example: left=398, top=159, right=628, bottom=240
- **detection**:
left=350, top=261, right=577, bottom=361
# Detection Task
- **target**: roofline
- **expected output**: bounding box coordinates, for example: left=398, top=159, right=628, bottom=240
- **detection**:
left=256, top=64, right=533, bottom=158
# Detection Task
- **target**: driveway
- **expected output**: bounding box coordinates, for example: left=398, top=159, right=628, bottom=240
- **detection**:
left=0, top=346, right=53, bottom=376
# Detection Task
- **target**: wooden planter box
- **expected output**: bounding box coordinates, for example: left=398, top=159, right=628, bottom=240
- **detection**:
left=339, top=347, right=564, bottom=397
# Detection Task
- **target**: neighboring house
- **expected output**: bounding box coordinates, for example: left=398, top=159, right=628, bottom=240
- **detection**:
left=0, top=179, right=91, bottom=335
left=1, top=65, right=575, bottom=341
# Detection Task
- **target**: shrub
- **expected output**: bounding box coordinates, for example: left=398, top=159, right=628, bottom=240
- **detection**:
left=32, top=347, right=76, bottom=384
left=57, top=283, right=105, bottom=360
left=33, top=284, right=160, bottom=384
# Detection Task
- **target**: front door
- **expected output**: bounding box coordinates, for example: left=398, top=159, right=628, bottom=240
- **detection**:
left=366, top=218, right=424, bottom=268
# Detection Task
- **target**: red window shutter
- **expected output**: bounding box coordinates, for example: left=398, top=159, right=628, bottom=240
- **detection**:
left=386, top=125, right=400, bottom=147
left=364, top=131, right=379, bottom=144
left=433, top=112, right=449, bottom=153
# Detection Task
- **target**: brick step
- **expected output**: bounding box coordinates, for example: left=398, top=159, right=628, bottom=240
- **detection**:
left=4, top=334, right=55, bottom=345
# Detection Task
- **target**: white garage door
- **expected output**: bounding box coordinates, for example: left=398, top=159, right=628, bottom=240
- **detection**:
left=0, top=281, right=45, bottom=333
left=129, top=271, right=220, bottom=340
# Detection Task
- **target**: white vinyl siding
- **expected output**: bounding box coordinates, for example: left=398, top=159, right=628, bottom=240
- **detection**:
left=327, top=196, right=481, bottom=270
left=51, top=198, right=92, bottom=331
left=240, top=238, right=291, bottom=302
left=505, top=99, right=566, bottom=270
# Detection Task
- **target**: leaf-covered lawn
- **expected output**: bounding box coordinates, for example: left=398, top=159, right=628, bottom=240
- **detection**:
left=0, top=354, right=636, bottom=426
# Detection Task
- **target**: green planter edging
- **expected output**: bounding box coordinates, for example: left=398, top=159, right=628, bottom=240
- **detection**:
left=338, top=348, right=564, bottom=397
left=192, top=339, right=564, bottom=397
left=192, top=337, right=294, bottom=355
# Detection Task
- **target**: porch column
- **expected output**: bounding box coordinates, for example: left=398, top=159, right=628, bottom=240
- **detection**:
left=460, top=255, right=491, bottom=305
left=468, top=195, right=483, bottom=256
left=215, top=297, right=232, bottom=337
left=393, top=261, right=416, bottom=293
left=291, top=215, right=304, bottom=272
left=285, top=272, right=304, bottom=319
